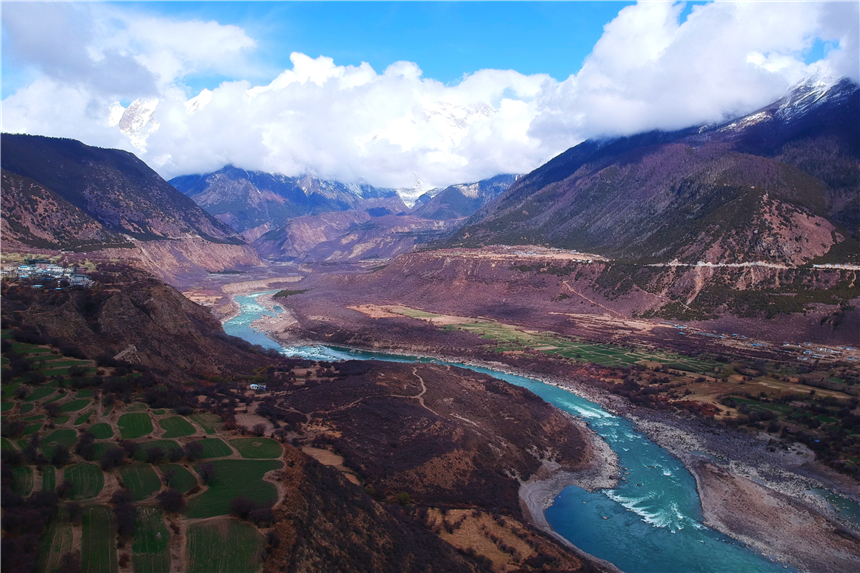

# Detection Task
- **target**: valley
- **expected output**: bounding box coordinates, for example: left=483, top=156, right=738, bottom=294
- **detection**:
left=2, top=72, right=859, bottom=573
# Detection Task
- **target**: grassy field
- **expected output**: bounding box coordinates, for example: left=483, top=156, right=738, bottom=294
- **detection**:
left=132, top=508, right=171, bottom=573
left=81, top=506, right=118, bottom=573
left=118, top=464, right=163, bottom=501
left=65, top=463, right=105, bottom=500
left=186, top=460, right=283, bottom=518
left=2, top=401, right=15, bottom=412
left=36, top=519, right=74, bottom=573
left=230, top=438, right=283, bottom=459
left=190, top=438, right=234, bottom=459
left=12, top=466, right=34, bottom=496
left=20, top=403, right=33, bottom=414
left=189, top=413, right=222, bottom=435
left=160, top=464, right=199, bottom=494
left=391, top=306, right=719, bottom=373
left=133, top=439, right=182, bottom=462
left=76, top=389, right=95, bottom=398
left=40, top=429, right=77, bottom=460
left=42, top=465, right=55, bottom=491
left=117, top=412, right=153, bottom=439
left=159, top=416, right=197, bottom=438
left=88, top=423, right=113, bottom=439
left=186, top=519, right=266, bottom=573
left=74, top=411, right=93, bottom=425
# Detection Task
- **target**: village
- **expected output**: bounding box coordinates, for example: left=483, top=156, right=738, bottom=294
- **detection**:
left=0, top=258, right=93, bottom=288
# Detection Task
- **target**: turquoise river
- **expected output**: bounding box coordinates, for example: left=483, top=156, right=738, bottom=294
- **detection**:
left=225, top=291, right=797, bottom=572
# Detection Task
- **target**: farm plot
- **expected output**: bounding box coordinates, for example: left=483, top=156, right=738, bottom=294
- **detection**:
left=12, top=466, right=34, bottom=496
left=159, top=416, right=196, bottom=438
left=76, top=389, right=95, bottom=398
left=88, top=423, right=113, bottom=439
left=187, top=519, right=265, bottom=573
left=118, top=413, right=153, bottom=439
left=37, top=519, right=74, bottom=573
left=132, top=508, right=170, bottom=573
left=75, top=411, right=93, bottom=425
left=189, top=412, right=221, bottom=435
left=40, top=429, right=77, bottom=460
left=186, top=460, right=283, bottom=518
left=230, top=438, right=282, bottom=459
left=81, top=506, right=118, bottom=573
left=64, top=463, right=105, bottom=500
left=189, top=438, right=234, bottom=459
left=22, top=387, right=56, bottom=402
left=133, top=439, right=182, bottom=462
left=20, top=403, right=33, bottom=414
left=23, top=422, right=43, bottom=435
left=42, top=466, right=55, bottom=491
left=1, top=401, right=14, bottom=412
left=118, top=464, right=162, bottom=500
left=160, top=464, right=198, bottom=494
left=1, top=437, right=15, bottom=451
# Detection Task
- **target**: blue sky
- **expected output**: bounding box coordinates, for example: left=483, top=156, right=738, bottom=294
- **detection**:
left=4, top=2, right=636, bottom=99
left=2, top=2, right=857, bottom=187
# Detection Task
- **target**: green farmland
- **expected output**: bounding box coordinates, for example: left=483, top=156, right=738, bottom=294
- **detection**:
left=159, top=416, right=197, bottom=438
left=186, top=459, right=283, bottom=518
left=187, top=519, right=266, bottom=573
left=117, top=412, right=153, bottom=439
left=118, top=464, right=162, bottom=500
left=190, top=438, right=234, bottom=459
left=230, top=437, right=283, bottom=459
left=132, top=508, right=171, bottom=573
left=64, top=463, right=104, bottom=500
left=81, top=506, right=118, bottom=573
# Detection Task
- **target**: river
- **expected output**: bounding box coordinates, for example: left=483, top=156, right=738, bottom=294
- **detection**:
left=225, top=291, right=795, bottom=572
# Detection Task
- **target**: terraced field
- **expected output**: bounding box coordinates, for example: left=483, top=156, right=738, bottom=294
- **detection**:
left=119, top=464, right=162, bottom=500
left=37, top=519, right=74, bottom=573
left=190, top=438, right=234, bottom=459
left=160, top=464, right=199, bottom=494
left=40, top=429, right=77, bottom=460
left=230, top=437, right=283, bottom=459
left=81, top=506, right=118, bottom=573
left=65, top=463, right=105, bottom=500
left=88, top=423, right=113, bottom=439
left=189, top=412, right=222, bottom=435
left=159, top=416, right=196, bottom=438
left=117, top=412, right=153, bottom=439
left=12, top=465, right=34, bottom=496
left=41, top=466, right=55, bottom=491
left=133, top=439, right=182, bottom=462
left=186, top=459, right=283, bottom=518
left=59, top=399, right=91, bottom=413
left=132, top=508, right=171, bottom=573
left=187, top=519, right=266, bottom=573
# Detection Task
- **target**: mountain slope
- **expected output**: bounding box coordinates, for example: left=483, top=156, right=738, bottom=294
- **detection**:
left=1, top=134, right=242, bottom=244
left=1, top=169, right=130, bottom=251
left=169, top=166, right=405, bottom=235
left=451, top=78, right=860, bottom=264
left=411, top=174, right=519, bottom=220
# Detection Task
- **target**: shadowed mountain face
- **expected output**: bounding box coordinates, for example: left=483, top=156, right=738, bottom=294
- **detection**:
left=1, top=134, right=243, bottom=244
left=451, top=79, right=860, bottom=265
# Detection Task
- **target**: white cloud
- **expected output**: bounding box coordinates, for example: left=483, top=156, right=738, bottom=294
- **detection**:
left=2, top=1, right=857, bottom=189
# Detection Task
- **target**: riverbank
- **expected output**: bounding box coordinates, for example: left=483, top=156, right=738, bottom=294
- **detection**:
left=225, top=288, right=860, bottom=572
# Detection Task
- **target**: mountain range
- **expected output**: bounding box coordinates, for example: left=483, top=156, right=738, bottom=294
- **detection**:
left=451, top=78, right=859, bottom=266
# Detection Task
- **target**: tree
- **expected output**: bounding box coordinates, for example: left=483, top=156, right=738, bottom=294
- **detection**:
left=52, top=445, right=71, bottom=467
left=145, top=446, right=164, bottom=464
left=230, top=496, right=256, bottom=520
left=65, top=502, right=83, bottom=524
left=198, top=462, right=215, bottom=484
left=100, top=447, right=126, bottom=471
left=162, top=468, right=176, bottom=486
left=184, top=442, right=204, bottom=462
left=252, top=423, right=266, bottom=437
left=156, top=489, right=186, bottom=513
left=168, top=446, right=183, bottom=463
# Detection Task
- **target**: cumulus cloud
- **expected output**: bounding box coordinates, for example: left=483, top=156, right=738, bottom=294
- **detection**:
left=2, top=1, right=857, bottom=189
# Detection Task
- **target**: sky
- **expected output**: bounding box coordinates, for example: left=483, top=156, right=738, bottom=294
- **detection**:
left=2, top=1, right=858, bottom=190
